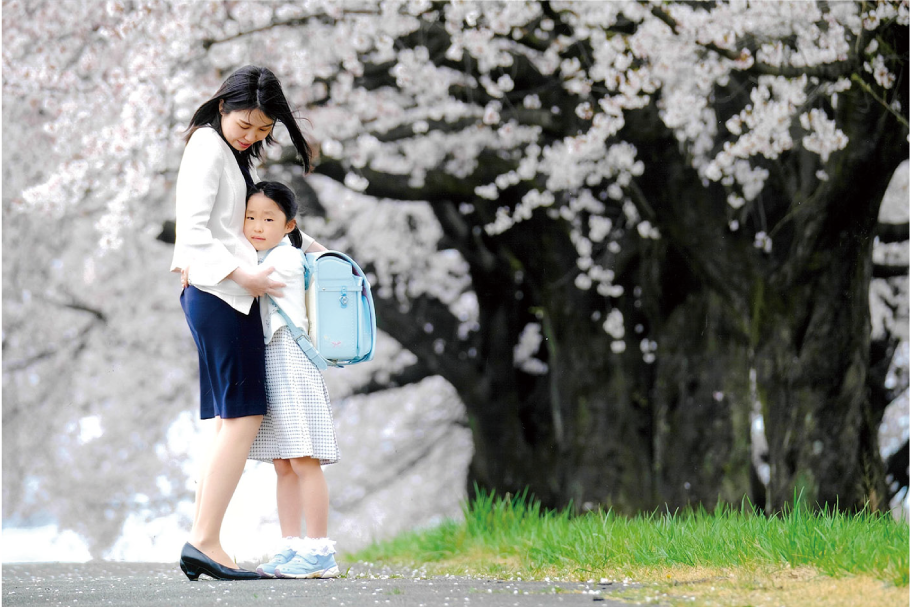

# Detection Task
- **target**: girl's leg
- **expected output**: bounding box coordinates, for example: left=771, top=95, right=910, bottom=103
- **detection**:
left=189, top=414, right=263, bottom=567
left=273, top=459, right=303, bottom=537
left=289, top=457, right=329, bottom=538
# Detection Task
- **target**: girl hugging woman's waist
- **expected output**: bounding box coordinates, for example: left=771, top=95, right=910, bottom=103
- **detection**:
left=187, top=263, right=257, bottom=311
left=257, top=241, right=310, bottom=343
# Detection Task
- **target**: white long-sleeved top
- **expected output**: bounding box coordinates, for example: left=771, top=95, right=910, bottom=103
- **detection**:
left=258, top=238, right=315, bottom=344
left=169, top=127, right=260, bottom=313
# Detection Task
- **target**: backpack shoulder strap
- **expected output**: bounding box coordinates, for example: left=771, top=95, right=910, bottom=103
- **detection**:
left=267, top=296, right=329, bottom=371
left=302, top=251, right=313, bottom=290
left=260, top=243, right=329, bottom=369
left=262, top=242, right=311, bottom=305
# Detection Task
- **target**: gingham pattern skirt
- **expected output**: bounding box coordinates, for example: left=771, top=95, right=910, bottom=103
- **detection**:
left=249, top=326, right=339, bottom=465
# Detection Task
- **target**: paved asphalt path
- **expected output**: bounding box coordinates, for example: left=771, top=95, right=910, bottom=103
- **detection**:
left=2, top=561, right=658, bottom=607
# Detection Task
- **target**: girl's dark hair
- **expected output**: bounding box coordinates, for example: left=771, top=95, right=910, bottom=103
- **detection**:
left=185, top=65, right=311, bottom=173
left=247, top=181, right=305, bottom=248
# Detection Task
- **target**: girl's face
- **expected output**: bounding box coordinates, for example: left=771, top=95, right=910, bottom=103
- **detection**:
left=244, top=193, right=296, bottom=251
left=220, top=104, right=274, bottom=152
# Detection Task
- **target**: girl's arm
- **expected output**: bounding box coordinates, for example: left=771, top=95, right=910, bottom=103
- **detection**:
left=180, top=264, right=284, bottom=297
left=263, top=247, right=307, bottom=326
left=228, top=265, right=284, bottom=298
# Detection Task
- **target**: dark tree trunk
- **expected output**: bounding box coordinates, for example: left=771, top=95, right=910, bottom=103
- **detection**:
left=756, top=87, right=908, bottom=510
left=624, top=105, right=761, bottom=513
left=460, top=213, right=658, bottom=512
left=651, top=288, right=754, bottom=510
left=756, top=212, right=883, bottom=510
left=459, top=205, right=757, bottom=512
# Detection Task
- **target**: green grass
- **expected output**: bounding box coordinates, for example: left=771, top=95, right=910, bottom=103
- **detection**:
left=351, top=489, right=909, bottom=587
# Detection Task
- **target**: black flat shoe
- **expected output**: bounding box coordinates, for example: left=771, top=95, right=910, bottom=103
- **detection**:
left=179, top=542, right=261, bottom=581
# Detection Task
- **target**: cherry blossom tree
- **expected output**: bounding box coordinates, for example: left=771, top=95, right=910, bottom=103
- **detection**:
left=4, top=0, right=908, bottom=533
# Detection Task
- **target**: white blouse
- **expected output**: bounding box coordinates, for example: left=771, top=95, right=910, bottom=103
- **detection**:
left=258, top=237, right=315, bottom=344
left=169, top=127, right=260, bottom=313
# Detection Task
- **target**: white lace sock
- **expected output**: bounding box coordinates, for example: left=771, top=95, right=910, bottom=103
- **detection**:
left=294, top=536, right=336, bottom=556
left=273, top=536, right=297, bottom=553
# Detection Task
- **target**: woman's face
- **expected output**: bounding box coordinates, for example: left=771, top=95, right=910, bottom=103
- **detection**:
left=220, top=105, right=274, bottom=152
left=244, top=193, right=296, bottom=251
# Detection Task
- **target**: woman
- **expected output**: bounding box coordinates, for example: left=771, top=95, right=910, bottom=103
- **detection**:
left=170, top=65, right=313, bottom=581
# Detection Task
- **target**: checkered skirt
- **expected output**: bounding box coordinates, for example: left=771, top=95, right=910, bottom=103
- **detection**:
left=248, top=326, right=339, bottom=465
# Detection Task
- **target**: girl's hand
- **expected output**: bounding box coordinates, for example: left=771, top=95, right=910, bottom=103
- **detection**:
left=229, top=266, right=286, bottom=298
left=181, top=266, right=190, bottom=289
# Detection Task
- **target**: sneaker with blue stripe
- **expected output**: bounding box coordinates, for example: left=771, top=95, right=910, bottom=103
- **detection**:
left=274, top=551, right=339, bottom=579
left=256, top=546, right=297, bottom=578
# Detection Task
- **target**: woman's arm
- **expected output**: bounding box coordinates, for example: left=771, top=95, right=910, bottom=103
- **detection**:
left=170, top=130, right=241, bottom=284
left=297, top=228, right=326, bottom=253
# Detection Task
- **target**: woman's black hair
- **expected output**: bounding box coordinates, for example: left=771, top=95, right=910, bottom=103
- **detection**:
left=247, top=181, right=305, bottom=248
left=185, top=65, right=311, bottom=173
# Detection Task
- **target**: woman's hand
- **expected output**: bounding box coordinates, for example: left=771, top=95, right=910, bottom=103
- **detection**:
left=229, top=266, right=286, bottom=298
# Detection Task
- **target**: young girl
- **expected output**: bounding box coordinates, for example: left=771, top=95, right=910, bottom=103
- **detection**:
left=243, top=181, right=341, bottom=580
left=171, top=65, right=313, bottom=581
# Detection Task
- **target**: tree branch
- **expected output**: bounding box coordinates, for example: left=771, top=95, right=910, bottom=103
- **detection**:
left=311, top=149, right=517, bottom=203
left=626, top=179, right=658, bottom=223
left=2, top=317, right=101, bottom=372
left=330, top=418, right=467, bottom=513
left=372, top=291, right=481, bottom=392
left=349, top=362, right=437, bottom=396
left=851, top=73, right=910, bottom=128
left=876, top=222, right=910, bottom=244
left=873, top=263, right=909, bottom=279
left=372, top=117, right=480, bottom=143
left=200, top=10, right=381, bottom=50
left=433, top=200, right=501, bottom=275
left=649, top=4, right=864, bottom=80
left=51, top=298, right=107, bottom=322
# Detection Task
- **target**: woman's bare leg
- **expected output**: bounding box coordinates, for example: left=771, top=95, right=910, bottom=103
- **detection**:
left=192, top=417, right=223, bottom=531
left=289, top=457, right=328, bottom=538
left=189, top=414, right=263, bottom=567
left=273, top=459, right=303, bottom=537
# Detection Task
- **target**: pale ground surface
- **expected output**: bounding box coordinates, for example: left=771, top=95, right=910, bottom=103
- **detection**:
left=1, top=562, right=644, bottom=607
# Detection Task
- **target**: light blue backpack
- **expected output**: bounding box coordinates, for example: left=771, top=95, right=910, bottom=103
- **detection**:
left=267, top=248, right=376, bottom=369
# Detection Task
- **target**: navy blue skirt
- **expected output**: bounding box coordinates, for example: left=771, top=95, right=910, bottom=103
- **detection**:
left=180, top=286, right=267, bottom=419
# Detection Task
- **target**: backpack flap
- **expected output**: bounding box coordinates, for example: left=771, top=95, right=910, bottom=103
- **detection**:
left=312, top=257, right=361, bottom=361
left=305, top=251, right=376, bottom=365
